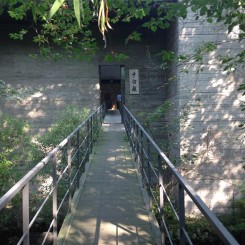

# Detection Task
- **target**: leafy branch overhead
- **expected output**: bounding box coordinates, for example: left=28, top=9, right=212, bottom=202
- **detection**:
left=49, top=0, right=112, bottom=41
left=1, top=0, right=244, bottom=64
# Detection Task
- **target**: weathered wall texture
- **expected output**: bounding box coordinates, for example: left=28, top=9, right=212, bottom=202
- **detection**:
left=0, top=25, right=100, bottom=135
left=0, top=22, right=167, bottom=135
left=178, top=12, right=245, bottom=213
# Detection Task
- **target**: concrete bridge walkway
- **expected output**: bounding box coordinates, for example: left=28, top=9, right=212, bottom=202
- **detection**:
left=57, top=110, right=160, bottom=245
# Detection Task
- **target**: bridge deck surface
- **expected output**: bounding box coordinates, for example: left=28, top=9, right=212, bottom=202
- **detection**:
left=58, top=110, right=160, bottom=245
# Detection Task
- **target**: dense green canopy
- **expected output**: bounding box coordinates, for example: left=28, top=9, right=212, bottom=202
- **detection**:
left=0, top=1, right=243, bottom=61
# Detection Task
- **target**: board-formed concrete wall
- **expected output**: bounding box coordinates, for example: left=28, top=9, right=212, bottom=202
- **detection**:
left=0, top=22, right=167, bottom=136
left=178, top=11, right=245, bottom=213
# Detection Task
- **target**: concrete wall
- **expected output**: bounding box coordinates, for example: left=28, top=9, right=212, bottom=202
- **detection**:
left=178, top=11, right=245, bottom=213
left=0, top=22, right=168, bottom=136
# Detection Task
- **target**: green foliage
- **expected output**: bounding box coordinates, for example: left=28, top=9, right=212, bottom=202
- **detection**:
left=237, top=83, right=245, bottom=168
left=9, top=29, right=28, bottom=40
left=36, top=104, right=90, bottom=151
left=0, top=114, right=32, bottom=195
left=0, top=80, right=38, bottom=101
left=0, top=80, right=20, bottom=99
left=2, top=0, right=244, bottom=67
left=234, top=187, right=245, bottom=216
left=104, top=51, right=129, bottom=62
left=125, top=31, right=142, bottom=44
left=157, top=50, right=176, bottom=69
left=0, top=105, right=92, bottom=233
left=153, top=199, right=222, bottom=243
left=216, top=187, right=245, bottom=242
left=177, top=41, right=218, bottom=74
left=238, top=84, right=245, bottom=130
left=141, top=101, right=172, bottom=128
left=139, top=101, right=181, bottom=163
left=194, top=42, right=217, bottom=63
left=30, top=104, right=93, bottom=231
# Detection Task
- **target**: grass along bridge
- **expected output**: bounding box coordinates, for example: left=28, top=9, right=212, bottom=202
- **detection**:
left=0, top=105, right=239, bottom=245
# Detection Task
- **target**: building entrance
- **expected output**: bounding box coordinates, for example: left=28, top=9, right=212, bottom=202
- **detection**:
left=99, top=65, right=124, bottom=111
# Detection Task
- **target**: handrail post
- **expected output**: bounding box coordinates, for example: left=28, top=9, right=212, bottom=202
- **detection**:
left=67, top=140, right=72, bottom=211
left=76, top=131, right=80, bottom=188
left=140, top=130, right=144, bottom=185
left=147, top=139, right=152, bottom=212
left=158, top=154, right=165, bottom=245
left=52, top=157, right=58, bottom=245
left=102, top=102, right=106, bottom=119
left=133, top=120, right=136, bottom=155
left=86, top=120, right=90, bottom=162
left=23, top=182, right=30, bottom=245
left=179, top=183, right=186, bottom=245
left=136, top=124, right=139, bottom=165
left=128, top=114, right=132, bottom=149
left=100, top=104, right=103, bottom=124
left=90, top=116, right=93, bottom=149
left=147, top=139, right=151, bottom=187
left=121, top=103, right=124, bottom=123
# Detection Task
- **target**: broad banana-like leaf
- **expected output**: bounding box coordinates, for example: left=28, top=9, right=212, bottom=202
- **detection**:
left=74, top=0, right=81, bottom=27
left=80, top=0, right=85, bottom=21
left=49, top=0, right=65, bottom=19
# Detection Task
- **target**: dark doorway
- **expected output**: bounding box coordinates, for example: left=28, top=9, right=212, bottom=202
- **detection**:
left=99, top=65, right=124, bottom=111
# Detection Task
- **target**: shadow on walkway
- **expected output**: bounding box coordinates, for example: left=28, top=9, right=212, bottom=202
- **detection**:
left=58, top=115, right=161, bottom=245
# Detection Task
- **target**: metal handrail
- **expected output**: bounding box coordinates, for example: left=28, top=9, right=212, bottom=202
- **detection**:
left=122, top=105, right=239, bottom=245
left=0, top=104, right=106, bottom=245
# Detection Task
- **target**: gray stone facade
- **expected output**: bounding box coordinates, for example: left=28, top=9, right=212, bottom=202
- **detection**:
left=178, top=12, right=245, bottom=213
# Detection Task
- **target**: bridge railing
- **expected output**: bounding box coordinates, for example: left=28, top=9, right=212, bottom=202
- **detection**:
left=0, top=104, right=106, bottom=245
left=122, top=105, right=238, bottom=245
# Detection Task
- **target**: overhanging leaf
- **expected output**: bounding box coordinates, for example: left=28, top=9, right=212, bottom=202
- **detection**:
left=74, top=0, right=81, bottom=27
left=80, top=0, right=84, bottom=20
left=98, top=0, right=112, bottom=36
left=49, top=0, right=65, bottom=19
left=98, top=0, right=106, bottom=35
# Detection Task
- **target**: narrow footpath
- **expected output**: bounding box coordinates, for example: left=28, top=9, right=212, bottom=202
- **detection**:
left=58, top=110, right=160, bottom=245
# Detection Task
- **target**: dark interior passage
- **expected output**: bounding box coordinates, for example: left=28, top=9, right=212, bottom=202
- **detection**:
left=99, top=65, right=122, bottom=110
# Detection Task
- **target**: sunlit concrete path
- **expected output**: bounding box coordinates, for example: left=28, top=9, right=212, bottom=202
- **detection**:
left=58, top=110, right=160, bottom=245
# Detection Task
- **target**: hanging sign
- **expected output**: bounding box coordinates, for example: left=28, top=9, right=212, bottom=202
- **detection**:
left=129, top=69, right=139, bottom=94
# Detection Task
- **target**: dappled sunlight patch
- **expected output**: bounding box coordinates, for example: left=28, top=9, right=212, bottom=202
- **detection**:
left=228, top=25, right=242, bottom=40
left=137, top=213, right=149, bottom=222
left=128, top=168, right=137, bottom=174
left=115, top=148, right=127, bottom=152
left=27, top=109, right=45, bottom=118
left=210, top=182, right=232, bottom=210
left=116, top=168, right=128, bottom=174
left=224, top=164, right=243, bottom=177
left=107, top=156, right=115, bottom=161
left=116, top=174, right=126, bottom=180
left=30, top=91, right=43, bottom=98
left=95, top=83, right=100, bottom=90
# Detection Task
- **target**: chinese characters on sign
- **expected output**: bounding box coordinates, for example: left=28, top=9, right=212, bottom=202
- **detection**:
left=129, top=69, right=139, bottom=94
